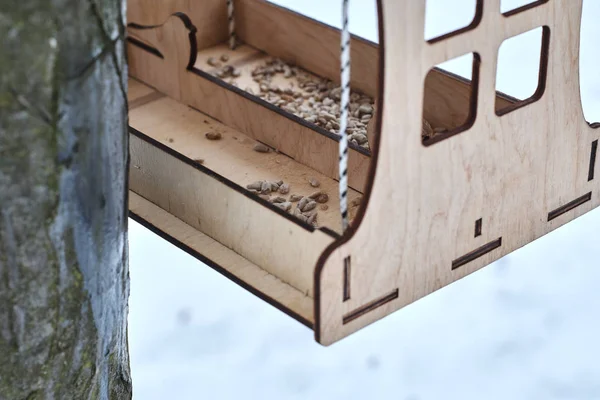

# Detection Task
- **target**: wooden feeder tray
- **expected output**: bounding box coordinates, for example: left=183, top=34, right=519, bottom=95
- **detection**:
left=126, top=0, right=599, bottom=345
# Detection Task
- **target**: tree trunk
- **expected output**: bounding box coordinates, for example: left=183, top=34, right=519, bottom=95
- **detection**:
left=0, top=0, right=131, bottom=398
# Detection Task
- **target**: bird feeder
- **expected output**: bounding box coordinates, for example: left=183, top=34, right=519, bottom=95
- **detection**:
left=126, top=0, right=599, bottom=345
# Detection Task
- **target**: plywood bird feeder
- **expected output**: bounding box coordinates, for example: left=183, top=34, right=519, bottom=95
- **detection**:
left=126, top=0, right=599, bottom=345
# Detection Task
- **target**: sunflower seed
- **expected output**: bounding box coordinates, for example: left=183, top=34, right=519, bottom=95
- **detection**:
left=205, top=132, right=222, bottom=140
left=253, top=143, right=271, bottom=153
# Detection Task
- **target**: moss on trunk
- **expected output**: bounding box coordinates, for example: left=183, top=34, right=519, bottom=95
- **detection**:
left=0, top=0, right=131, bottom=398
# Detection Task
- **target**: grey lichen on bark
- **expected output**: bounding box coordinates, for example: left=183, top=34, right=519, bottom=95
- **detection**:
left=0, top=0, right=131, bottom=399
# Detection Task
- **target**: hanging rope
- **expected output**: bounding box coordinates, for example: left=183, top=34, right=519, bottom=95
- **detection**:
left=338, top=0, right=351, bottom=232
left=227, top=0, right=236, bottom=49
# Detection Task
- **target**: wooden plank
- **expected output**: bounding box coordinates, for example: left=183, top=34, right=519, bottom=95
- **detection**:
left=315, top=0, right=600, bottom=345
left=128, top=78, right=156, bottom=103
left=128, top=83, right=364, bottom=232
left=129, top=191, right=314, bottom=326
left=127, top=0, right=227, bottom=50
left=129, top=129, right=334, bottom=298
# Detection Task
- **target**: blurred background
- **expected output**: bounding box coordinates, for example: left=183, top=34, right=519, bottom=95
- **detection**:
left=128, top=1, right=600, bottom=399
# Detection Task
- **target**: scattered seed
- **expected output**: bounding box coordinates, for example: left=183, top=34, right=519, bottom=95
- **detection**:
left=260, top=181, right=272, bottom=194
left=308, top=191, right=323, bottom=199
left=270, top=196, right=287, bottom=203
left=168, top=138, right=174, bottom=143
left=297, top=197, right=309, bottom=211
left=303, top=201, right=317, bottom=212
left=220, top=54, right=229, bottom=62
left=276, top=201, right=292, bottom=212
left=289, top=194, right=303, bottom=202
left=315, top=193, right=329, bottom=204
left=247, top=181, right=263, bottom=191
left=258, top=194, right=271, bottom=201
left=205, top=131, right=222, bottom=140
left=422, top=118, right=433, bottom=140
left=194, top=158, right=204, bottom=164
left=320, top=204, right=329, bottom=211
left=350, top=197, right=362, bottom=207
left=279, top=183, right=290, bottom=194
left=309, top=177, right=320, bottom=188
left=207, top=57, right=220, bottom=67
left=253, top=143, right=271, bottom=153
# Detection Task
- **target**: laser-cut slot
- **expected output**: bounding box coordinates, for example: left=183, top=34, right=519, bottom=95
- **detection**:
left=452, top=238, right=502, bottom=270
left=342, top=289, right=399, bottom=325
left=548, top=192, right=592, bottom=222
left=589, top=140, right=598, bottom=181
left=475, top=218, right=482, bottom=237
left=343, top=256, right=351, bottom=302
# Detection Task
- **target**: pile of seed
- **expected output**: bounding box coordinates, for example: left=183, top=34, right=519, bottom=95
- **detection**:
left=207, top=55, right=242, bottom=85
left=245, top=179, right=330, bottom=227
left=206, top=55, right=375, bottom=150
left=249, top=58, right=374, bottom=150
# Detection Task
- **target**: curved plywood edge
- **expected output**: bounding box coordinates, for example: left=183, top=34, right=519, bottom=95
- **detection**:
left=127, top=0, right=227, bottom=49
left=127, top=13, right=197, bottom=101
left=129, top=191, right=314, bottom=328
left=315, top=0, right=600, bottom=345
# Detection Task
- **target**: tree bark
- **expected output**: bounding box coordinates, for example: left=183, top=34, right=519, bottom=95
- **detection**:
left=0, top=0, right=131, bottom=398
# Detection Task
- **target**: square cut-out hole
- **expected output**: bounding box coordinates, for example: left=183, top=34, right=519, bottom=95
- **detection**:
left=495, top=26, right=549, bottom=116
left=425, top=0, right=481, bottom=42
left=422, top=53, right=480, bottom=146
left=501, top=0, right=548, bottom=16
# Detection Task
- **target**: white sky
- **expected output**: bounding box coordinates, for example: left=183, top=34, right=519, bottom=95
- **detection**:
left=128, top=2, right=600, bottom=399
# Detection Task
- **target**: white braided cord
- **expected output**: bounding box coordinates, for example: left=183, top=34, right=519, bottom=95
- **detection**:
left=339, top=0, right=351, bottom=232
left=227, top=0, right=236, bottom=49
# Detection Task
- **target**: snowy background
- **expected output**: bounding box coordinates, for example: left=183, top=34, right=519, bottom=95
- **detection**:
left=128, top=1, right=600, bottom=399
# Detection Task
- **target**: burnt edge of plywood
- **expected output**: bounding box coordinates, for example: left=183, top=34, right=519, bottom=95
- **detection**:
left=129, top=126, right=340, bottom=239
left=127, top=37, right=164, bottom=59
left=502, top=0, right=549, bottom=17
left=342, top=289, right=399, bottom=325
left=426, top=0, right=484, bottom=44
left=129, top=211, right=314, bottom=329
left=547, top=192, right=592, bottom=222
left=314, top=0, right=386, bottom=344
left=128, top=12, right=198, bottom=70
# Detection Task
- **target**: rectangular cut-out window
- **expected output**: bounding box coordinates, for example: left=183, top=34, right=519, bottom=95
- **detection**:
left=501, top=0, right=548, bottom=16
left=422, top=53, right=480, bottom=146
left=580, top=1, right=600, bottom=124
left=495, top=26, right=549, bottom=116
left=425, top=0, right=481, bottom=42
